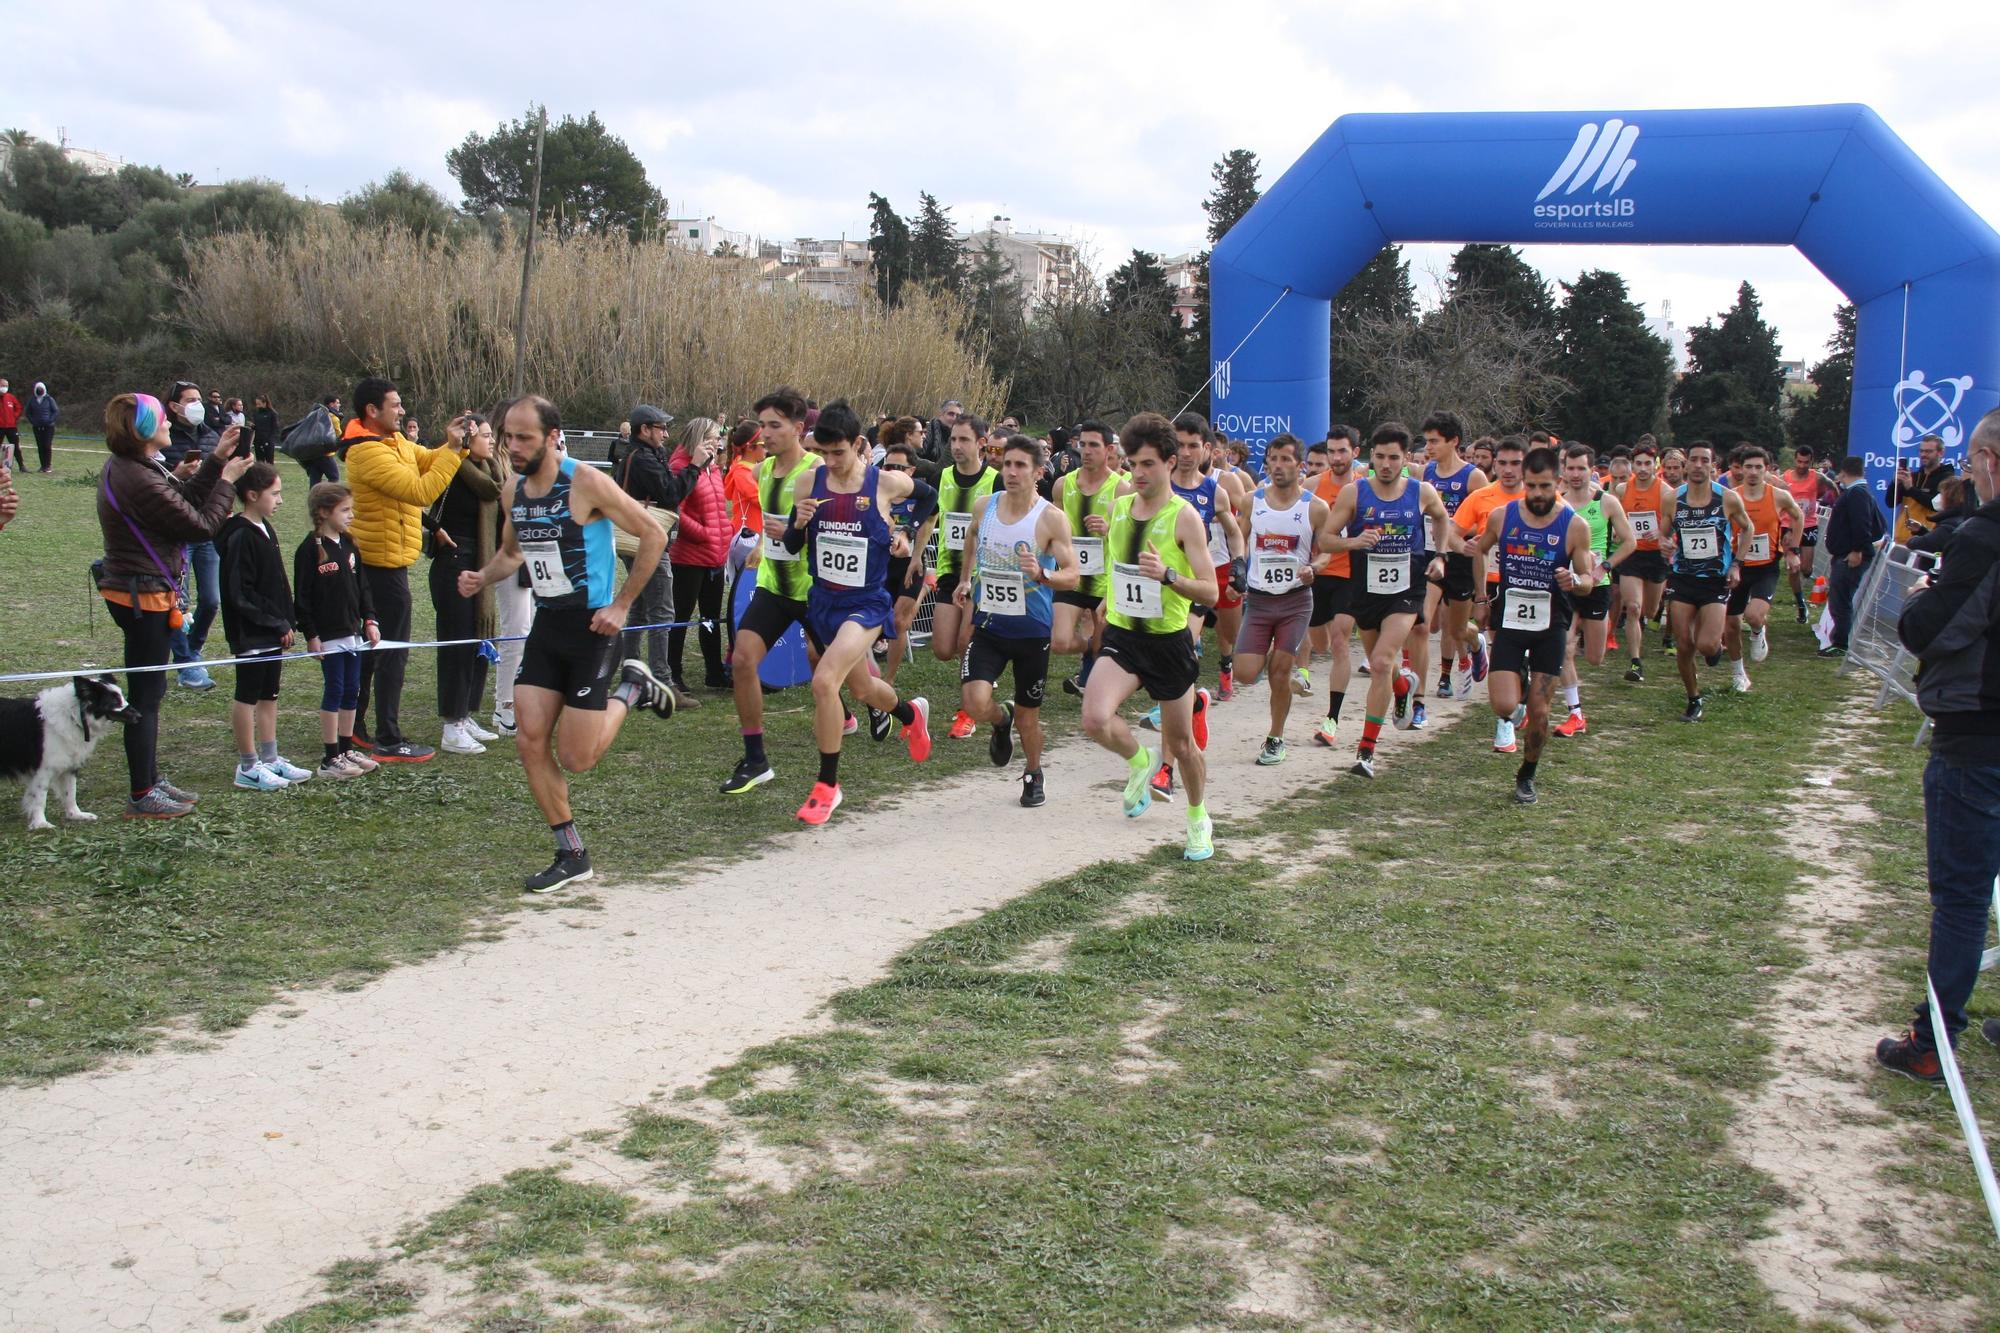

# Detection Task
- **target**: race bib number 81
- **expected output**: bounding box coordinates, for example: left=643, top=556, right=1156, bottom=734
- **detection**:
left=521, top=541, right=574, bottom=599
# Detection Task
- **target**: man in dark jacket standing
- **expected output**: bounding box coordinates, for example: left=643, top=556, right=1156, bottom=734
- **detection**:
left=1819, top=455, right=1887, bottom=657
left=1876, top=409, right=2000, bottom=1080
left=24, top=382, right=58, bottom=472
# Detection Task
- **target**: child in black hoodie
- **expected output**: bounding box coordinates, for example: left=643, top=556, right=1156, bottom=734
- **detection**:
left=218, top=463, right=313, bottom=790
left=294, top=482, right=382, bottom=778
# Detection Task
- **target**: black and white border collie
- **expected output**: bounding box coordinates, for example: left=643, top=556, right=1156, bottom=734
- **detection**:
left=0, top=674, right=141, bottom=830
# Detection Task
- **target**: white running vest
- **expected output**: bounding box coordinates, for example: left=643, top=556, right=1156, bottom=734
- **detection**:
left=1246, top=487, right=1315, bottom=596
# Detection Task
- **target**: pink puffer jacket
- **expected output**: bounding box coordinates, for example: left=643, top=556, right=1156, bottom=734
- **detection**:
left=669, top=451, right=730, bottom=567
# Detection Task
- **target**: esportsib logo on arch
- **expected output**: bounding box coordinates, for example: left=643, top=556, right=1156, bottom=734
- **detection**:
left=1534, top=119, right=1639, bottom=230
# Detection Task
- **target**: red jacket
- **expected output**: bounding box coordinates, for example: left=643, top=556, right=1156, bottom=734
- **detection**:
left=0, top=392, right=21, bottom=429
left=669, top=450, right=730, bottom=567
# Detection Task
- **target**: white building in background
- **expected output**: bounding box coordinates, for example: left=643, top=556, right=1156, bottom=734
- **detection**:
left=958, top=217, right=1082, bottom=314
left=1645, top=300, right=1689, bottom=374
left=0, top=129, right=125, bottom=182
left=1161, top=252, right=1200, bottom=329
left=663, top=216, right=756, bottom=257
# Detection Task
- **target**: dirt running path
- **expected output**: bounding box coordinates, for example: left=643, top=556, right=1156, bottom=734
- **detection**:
left=0, top=673, right=1477, bottom=1331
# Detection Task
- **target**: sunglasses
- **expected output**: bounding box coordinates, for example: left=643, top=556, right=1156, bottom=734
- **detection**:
left=881, top=463, right=912, bottom=472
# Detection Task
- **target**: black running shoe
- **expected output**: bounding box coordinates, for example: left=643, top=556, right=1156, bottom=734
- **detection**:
left=720, top=755, right=775, bottom=794
left=1514, top=774, right=1537, bottom=805
left=1679, top=695, right=1704, bottom=724
left=1020, top=768, right=1046, bottom=807
left=525, top=850, right=593, bottom=894
left=1624, top=660, right=1644, bottom=683
left=868, top=706, right=893, bottom=742
left=1703, top=651, right=1722, bottom=668
left=619, top=659, right=674, bottom=718
left=989, top=701, right=1015, bottom=768
left=1795, top=602, right=1808, bottom=625
left=1062, top=673, right=1083, bottom=697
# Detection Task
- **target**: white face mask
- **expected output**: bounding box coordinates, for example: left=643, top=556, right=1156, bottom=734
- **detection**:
left=181, top=400, right=205, bottom=427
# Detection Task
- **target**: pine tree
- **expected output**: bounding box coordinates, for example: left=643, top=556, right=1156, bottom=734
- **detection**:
left=1554, top=269, right=1673, bottom=449
left=1446, top=244, right=1555, bottom=331
left=965, top=234, right=1025, bottom=381
left=1330, top=246, right=1416, bottom=428
left=866, top=192, right=911, bottom=306
left=1786, top=303, right=1855, bottom=461
left=1669, top=281, right=1787, bottom=449
left=907, top=192, right=965, bottom=297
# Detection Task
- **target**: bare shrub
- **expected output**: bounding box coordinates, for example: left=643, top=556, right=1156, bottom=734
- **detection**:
left=177, top=220, right=1003, bottom=427
left=1333, top=281, right=1569, bottom=437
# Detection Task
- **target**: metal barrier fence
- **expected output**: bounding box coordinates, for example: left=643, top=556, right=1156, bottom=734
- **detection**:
left=1837, top=542, right=1933, bottom=745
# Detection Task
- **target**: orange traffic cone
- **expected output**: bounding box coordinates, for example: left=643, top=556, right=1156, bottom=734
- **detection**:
left=1809, top=575, right=1828, bottom=606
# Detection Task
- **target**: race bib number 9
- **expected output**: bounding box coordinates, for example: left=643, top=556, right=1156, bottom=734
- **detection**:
left=1366, top=552, right=1410, bottom=595
left=815, top=533, right=867, bottom=588
left=1747, top=533, right=1772, bottom=563
left=978, top=569, right=1026, bottom=615
left=1112, top=561, right=1163, bottom=620
left=1073, top=536, right=1104, bottom=576
left=520, top=540, right=574, bottom=599
left=1501, top=587, right=1552, bottom=633
left=943, top=512, right=973, bottom=552
left=1680, top=526, right=1720, bottom=562
left=1252, top=554, right=1302, bottom=594
left=1629, top=510, right=1659, bottom=542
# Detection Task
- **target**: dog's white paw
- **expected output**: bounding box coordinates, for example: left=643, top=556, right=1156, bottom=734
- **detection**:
left=26, top=816, right=55, bottom=832
left=64, top=810, right=99, bottom=823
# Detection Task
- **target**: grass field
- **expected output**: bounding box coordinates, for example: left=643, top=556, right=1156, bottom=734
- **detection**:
left=264, top=603, right=2000, bottom=1329
left=0, top=442, right=1037, bottom=1082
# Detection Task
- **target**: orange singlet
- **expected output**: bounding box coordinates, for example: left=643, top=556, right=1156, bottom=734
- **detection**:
left=1738, top=484, right=1781, bottom=566
left=1620, top=475, right=1667, bottom=551
left=1314, top=470, right=1353, bottom=577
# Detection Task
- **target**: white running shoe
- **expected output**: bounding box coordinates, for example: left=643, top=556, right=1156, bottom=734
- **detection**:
left=267, top=756, right=313, bottom=783
left=1291, top=666, right=1312, bottom=697
left=234, top=762, right=291, bottom=791
left=1749, top=626, right=1769, bottom=663
left=1732, top=669, right=1752, bottom=693
left=439, top=721, right=487, bottom=755
left=491, top=707, right=517, bottom=737
left=1493, top=719, right=1517, bottom=753
left=462, top=716, right=501, bottom=742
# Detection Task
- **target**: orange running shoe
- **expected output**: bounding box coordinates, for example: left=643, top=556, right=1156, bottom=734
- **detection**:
left=1192, top=687, right=1211, bottom=750
left=1553, top=710, right=1587, bottom=738
left=903, top=697, right=934, bottom=763
left=796, top=781, right=842, bottom=825
left=948, top=708, right=976, bottom=740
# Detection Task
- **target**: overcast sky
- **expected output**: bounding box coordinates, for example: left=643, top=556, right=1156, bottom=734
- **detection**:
left=19, top=0, right=2000, bottom=366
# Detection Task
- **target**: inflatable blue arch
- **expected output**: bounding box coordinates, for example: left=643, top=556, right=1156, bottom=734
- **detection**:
left=1209, top=104, right=2000, bottom=506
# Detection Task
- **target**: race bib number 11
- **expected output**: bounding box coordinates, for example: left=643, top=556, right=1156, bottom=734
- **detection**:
left=1112, top=561, right=1163, bottom=619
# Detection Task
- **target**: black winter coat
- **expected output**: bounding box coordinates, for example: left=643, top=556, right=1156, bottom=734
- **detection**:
left=216, top=514, right=293, bottom=652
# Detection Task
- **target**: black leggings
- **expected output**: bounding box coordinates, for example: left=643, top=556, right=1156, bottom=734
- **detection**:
left=670, top=563, right=725, bottom=684
left=32, top=423, right=54, bottom=470
left=107, top=599, right=172, bottom=796
left=430, top=555, right=488, bottom=720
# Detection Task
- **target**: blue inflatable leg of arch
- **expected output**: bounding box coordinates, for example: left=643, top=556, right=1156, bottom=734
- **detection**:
left=1211, top=105, right=2000, bottom=510
left=731, top=572, right=812, bottom=689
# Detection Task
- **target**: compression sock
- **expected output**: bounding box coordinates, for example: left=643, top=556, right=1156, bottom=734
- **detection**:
left=1327, top=690, right=1346, bottom=722
left=1562, top=684, right=1580, bottom=710
left=552, top=820, right=585, bottom=856
left=1517, top=760, right=1538, bottom=783
left=338, top=735, right=355, bottom=755
left=1358, top=714, right=1385, bottom=758
left=890, top=700, right=916, bottom=725
left=1187, top=801, right=1208, bottom=823
left=742, top=729, right=767, bottom=767
left=818, top=750, right=841, bottom=786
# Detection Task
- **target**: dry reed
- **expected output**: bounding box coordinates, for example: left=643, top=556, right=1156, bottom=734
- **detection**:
left=178, top=220, right=1004, bottom=426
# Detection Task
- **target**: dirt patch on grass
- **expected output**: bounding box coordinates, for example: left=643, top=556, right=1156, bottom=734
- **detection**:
left=1732, top=720, right=1981, bottom=1331
left=1113, top=998, right=1183, bottom=1084
left=994, top=930, right=1076, bottom=974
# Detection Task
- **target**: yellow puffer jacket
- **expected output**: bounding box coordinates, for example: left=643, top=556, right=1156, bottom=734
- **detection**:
left=344, top=423, right=464, bottom=569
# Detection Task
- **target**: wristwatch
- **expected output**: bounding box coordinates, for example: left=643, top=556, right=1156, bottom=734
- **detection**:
left=1162, top=567, right=1177, bottom=588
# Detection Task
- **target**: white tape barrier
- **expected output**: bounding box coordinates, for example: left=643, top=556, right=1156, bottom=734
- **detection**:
left=1926, top=974, right=2000, bottom=1244
left=0, top=619, right=720, bottom=686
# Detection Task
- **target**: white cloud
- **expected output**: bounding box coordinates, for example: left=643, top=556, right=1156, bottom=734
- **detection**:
left=12, top=0, right=1999, bottom=363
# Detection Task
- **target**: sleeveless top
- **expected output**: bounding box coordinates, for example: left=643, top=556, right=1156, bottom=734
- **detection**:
left=1738, top=484, right=1781, bottom=565
left=1576, top=492, right=1610, bottom=560
left=1423, top=460, right=1478, bottom=517
left=1060, top=471, right=1120, bottom=599
left=1246, top=486, right=1316, bottom=598
left=754, top=451, right=818, bottom=600
left=510, top=456, right=614, bottom=611
left=1496, top=500, right=1575, bottom=636
left=1172, top=471, right=1231, bottom=565
left=1106, top=494, right=1194, bottom=635
left=1783, top=469, right=1826, bottom=532
left=1347, top=476, right=1424, bottom=593
left=1670, top=484, right=1731, bottom=579
left=1622, top=475, right=1667, bottom=551
left=1313, top=471, right=1352, bottom=577
left=933, top=465, right=998, bottom=577
left=971, top=494, right=1056, bottom=638
left=807, top=464, right=893, bottom=600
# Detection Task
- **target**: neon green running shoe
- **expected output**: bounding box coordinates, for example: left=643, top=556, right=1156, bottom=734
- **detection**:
left=1123, top=745, right=1155, bottom=818
left=1185, top=812, right=1214, bottom=861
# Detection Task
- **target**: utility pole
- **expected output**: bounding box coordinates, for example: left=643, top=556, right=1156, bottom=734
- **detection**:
left=512, top=105, right=547, bottom=397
